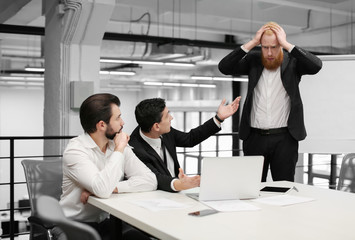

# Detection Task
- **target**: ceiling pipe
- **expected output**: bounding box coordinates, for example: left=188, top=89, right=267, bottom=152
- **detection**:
left=0, top=23, right=240, bottom=50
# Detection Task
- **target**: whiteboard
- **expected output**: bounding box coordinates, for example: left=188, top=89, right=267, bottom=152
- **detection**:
left=299, top=55, right=355, bottom=153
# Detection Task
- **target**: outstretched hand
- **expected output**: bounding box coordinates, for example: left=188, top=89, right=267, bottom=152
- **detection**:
left=173, top=168, right=200, bottom=191
left=216, top=96, right=241, bottom=122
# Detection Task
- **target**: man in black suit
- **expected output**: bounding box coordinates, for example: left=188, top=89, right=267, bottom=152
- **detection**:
left=129, top=97, right=241, bottom=192
left=218, top=22, right=322, bottom=182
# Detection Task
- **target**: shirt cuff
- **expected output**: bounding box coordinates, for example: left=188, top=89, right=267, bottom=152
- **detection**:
left=241, top=45, right=250, bottom=53
left=171, top=178, right=179, bottom=192
left=288, top=45, right=295, bottom=53
left=213, top=117, right=222, bottom=128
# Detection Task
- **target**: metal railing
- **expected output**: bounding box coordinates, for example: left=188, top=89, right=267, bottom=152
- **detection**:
left=0, top=136, right=74, bottom=240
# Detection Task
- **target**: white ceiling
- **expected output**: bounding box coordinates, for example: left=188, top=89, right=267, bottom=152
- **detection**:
left=1, top=0, right=355, bottom=88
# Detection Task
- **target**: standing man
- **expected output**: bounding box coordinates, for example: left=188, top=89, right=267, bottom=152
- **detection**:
left=60, top=93, right=157, bottom=239
left=218, top=22, right=322, bottom=182
left=129, top=97, right=241, bottom=192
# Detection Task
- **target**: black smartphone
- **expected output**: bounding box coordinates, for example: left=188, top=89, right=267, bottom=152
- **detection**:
left=188, top=209, right=218, bottom=217
left=260, top=186, right=291, bottom=193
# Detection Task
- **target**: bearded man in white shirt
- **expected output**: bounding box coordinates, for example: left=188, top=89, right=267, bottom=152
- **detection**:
left=59, top=93, right=157, bottom=240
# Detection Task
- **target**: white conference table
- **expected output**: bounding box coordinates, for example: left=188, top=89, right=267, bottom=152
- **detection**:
left=88, top=181, right=355, bottom=240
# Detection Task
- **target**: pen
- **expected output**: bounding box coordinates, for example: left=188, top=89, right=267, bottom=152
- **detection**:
left=126, top=144, right=134, bottom=150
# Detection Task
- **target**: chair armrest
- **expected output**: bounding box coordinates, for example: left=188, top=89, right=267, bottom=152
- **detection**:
left=28, top=216, right=55, bottom=229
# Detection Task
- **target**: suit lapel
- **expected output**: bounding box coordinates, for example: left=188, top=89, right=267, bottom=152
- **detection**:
left=138, top=135, right=171, bottom=175
left=248, top=64, right=263, bottom=98
left=280, top=51, right=290, bottom=89
left=281, top=50, right=289, bottom=76
left=161, top=135, right=180, bottom=177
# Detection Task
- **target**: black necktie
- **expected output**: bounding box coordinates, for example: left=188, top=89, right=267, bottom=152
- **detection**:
left=160, top=137, right=167, bottom=166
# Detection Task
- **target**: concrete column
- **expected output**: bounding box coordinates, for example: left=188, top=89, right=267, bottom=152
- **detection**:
left=43, top=0, right=115, bottom=155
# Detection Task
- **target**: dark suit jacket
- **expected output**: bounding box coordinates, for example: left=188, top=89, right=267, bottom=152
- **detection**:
left=218, top=46, right=322, bottom=141
left=129, top=118, right=221, bottom=192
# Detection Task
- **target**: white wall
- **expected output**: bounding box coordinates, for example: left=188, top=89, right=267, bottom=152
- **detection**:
left=299, top=56, right=355, bottom=154
left=0, top=87, right=44, bottom=209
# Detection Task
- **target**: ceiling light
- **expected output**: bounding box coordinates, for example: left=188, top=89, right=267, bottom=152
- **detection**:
left=144, top=82, right=163, bottom=86
left=24, top=66, right=45, bottom=72
left=100, top=59, right=132, bottom=64
left=213, top=76, right=248, bottom=82
left=134, top=60, right=164, bottom=65
left=0, top=76, right=44, bottom=81
left=143, top=81, right=215, bottom=88
left=191, top=76, right=213, bottom=81
left=181, top=83, right=199, bottom=87
left=26, top=77, right=45, bottom=81
left=0, top=76, right=26, bottom=80
left=198, top=84, right=216, bottom=88
left=164, top=62, right=194, bottom=67
left=163, top=82, right=181, bottom=87
left=191, top=75, right=248, bottom=82
left=100, top=70, right=136, bottom=76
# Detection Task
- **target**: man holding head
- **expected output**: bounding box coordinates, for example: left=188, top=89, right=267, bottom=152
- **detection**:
left=129, top=97, right=241, bottom=192
left=60, top=93, right=157, bottom=239
left=219, top=22, right=322, bottom=182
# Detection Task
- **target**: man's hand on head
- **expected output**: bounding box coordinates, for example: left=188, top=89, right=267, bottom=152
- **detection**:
left=268, top=24, right=293, bottom=51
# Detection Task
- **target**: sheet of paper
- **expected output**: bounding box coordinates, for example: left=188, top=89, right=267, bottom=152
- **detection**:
left=252, top=194, right=314, bottom=206
left=132, top=198, right=190, bottom=212
left=201, top=199, right=260, bottom=212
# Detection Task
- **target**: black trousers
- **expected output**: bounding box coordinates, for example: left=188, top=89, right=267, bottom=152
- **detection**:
left=84, top=216, right=151, bottom=240
left=243, top=129, right=299, bottom=182
left=51, top=216, right=152, bottom=240
left=83, top=215, right=122, bottom=240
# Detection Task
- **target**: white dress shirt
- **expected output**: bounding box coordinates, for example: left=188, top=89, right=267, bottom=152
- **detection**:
left=241, top=44, right=293, bottom=129
left=60, top=133, right=157, bottom=222
left=250, top=67, right=290, bottom=129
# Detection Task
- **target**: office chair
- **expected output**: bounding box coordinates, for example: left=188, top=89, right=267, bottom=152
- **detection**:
left=337, top=153, right=355, bottom=192
left=21, top=159, right=63, bottom=240
left=36, top=195, right=101, bottom=240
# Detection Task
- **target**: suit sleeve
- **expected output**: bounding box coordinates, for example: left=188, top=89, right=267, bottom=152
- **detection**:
left=142, top=159, right=176, bottom=192
left=131, top=147, right=176, bottom=192
left=116, top=147, right=157, bottom=192
left=171, top=118, right=221, bottom=148
left=290, top=46, right=322, bottom=75
left=218, top=47, right=251, bottom=76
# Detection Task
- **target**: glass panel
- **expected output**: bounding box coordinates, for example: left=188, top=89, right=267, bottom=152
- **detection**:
left=184, top=156, right=199, bottom=175
left=171, top=112, right=184, bottom=131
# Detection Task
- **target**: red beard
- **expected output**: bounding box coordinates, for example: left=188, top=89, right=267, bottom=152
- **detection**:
left=261, top=50, right=284, bottom=70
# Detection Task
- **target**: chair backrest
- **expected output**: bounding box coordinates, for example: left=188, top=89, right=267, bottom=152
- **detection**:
left=37, top=195, right=101, bottom=240
left=21, top=158, right=63, bottom=217
left=337, top=153, right=355, bottom=192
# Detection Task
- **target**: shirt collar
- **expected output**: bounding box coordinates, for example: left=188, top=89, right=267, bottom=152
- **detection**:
left=79, top=132, right=115, bottom=151
left=139, top=128, right=161, bottom=149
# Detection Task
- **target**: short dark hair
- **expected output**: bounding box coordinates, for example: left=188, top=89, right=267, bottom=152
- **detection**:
left=80, top=93, right=121, bottom=133
left=135, top=98, right=166, bottom=133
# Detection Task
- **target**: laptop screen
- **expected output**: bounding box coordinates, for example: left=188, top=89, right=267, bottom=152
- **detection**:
left=198, top=156, right=264, bottom=201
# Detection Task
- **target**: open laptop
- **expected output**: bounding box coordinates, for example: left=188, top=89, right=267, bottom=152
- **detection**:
left=187, top=156, right=264, bottom=201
